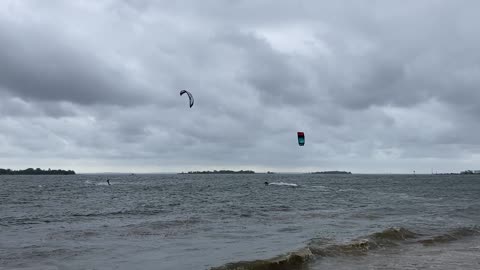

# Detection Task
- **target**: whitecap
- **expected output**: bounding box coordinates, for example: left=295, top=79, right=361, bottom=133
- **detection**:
left=268, top=182, right=298, bottom=187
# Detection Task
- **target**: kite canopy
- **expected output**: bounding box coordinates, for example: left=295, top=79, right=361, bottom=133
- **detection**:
left=180, top=90, right=194, bottom=108
left=297, top=132, right=305, bottom=146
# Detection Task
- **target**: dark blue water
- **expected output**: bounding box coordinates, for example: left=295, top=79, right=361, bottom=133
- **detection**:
left=1, top=174, right=479, bottom=269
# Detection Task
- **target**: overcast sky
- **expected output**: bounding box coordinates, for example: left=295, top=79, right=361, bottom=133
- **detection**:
left=1, top=0, right=479, bottom=173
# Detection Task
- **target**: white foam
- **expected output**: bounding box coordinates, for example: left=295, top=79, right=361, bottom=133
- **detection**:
left=96, top=182, right=111, bottom=186
left=337, top=188, right=358, bottom=192
left=268, top=182, right=298, bottom=187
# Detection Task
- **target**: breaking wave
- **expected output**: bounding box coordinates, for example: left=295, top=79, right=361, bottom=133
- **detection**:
left=210, top=248, right=313, bottom=270
left=209, top=226, right=479, bottom=270
left=309, top=227, right=418, bottom=257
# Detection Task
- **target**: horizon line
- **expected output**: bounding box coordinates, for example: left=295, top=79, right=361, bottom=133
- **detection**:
left=76, top=172, right=466, bottom=175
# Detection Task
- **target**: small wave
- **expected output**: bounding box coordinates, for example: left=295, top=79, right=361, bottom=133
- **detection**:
left=311, top=185, right=329, bottom=190
left=277, top=226, right=303, bottom=233
left=71, top=208, right=165, bottom=218
left=210, top=227, right=417, bottom=269
left=450, top=205, right=480, bottom=218
left=1, top=216, right=64, bottom=226
left=210, top=247, right=313, bottom=270
left=47, top=230, right=99, bottom=241
left=268, top=182, right=298, bottom=187
left=210, top=226, right=480, bottom=269
left=309, top=227, right=418, bottom=257
left=418, top=226, right=480, bottom=246
left=370, top=227, right=418, bottom=241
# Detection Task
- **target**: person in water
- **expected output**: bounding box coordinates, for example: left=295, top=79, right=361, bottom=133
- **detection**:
left=107, top=179, right=111, bottom=186
left=264, top=181, right=269, bottom=186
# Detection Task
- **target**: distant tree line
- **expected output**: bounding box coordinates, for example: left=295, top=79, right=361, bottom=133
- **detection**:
left=0, top=168, right=76, bottom=175
left=183, top=170, right=255, bottom=174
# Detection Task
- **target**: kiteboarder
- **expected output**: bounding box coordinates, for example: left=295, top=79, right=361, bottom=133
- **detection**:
left=107, top=179, right=111, bottom=186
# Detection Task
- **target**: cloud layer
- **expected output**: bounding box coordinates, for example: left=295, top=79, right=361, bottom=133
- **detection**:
left=1, top=0, right=479, bottom=173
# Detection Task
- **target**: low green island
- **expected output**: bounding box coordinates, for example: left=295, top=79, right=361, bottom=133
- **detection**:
left=311, top=171, right=352, bottom=174
left=180, top=170, right=255, bottom=174
left=0, top=168, right=76, bottom=175
left=460, top=170, right=479, bottom=175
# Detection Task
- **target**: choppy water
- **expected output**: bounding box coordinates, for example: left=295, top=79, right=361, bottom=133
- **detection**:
left=1, top=174, right=479, bottom=269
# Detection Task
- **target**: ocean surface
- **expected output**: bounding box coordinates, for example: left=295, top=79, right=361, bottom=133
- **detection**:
left=1, top=174, right=479, bottom=270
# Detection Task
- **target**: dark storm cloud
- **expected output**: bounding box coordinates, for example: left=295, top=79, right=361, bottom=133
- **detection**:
left=0, top=21, right=146, bottom=106
left=1, top=0, right=480, bottom=173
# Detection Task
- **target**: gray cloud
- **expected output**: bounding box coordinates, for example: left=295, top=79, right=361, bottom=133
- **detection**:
left=0, top=21, right=148, bottom=106
left=0, top=0, right=480, bottom=173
